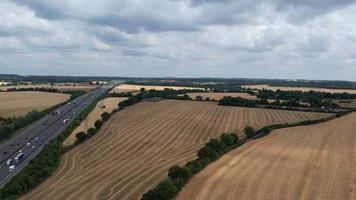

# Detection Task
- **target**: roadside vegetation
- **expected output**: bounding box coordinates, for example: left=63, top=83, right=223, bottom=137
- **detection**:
left=0, top=91, right=85, bottom=144
left=141, top=111, right=343, bottom=200
left=0, top=91, right=106, bottom=200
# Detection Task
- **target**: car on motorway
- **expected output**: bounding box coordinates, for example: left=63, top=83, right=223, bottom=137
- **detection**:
left=6, top=159, right=12, bottom=166
left=26, top=142, right=30, bottom=147
left=8, top=165, right=15, bottom=172
left=63, top=118, right=70, bottom=124
left=31, top=146, right=36, bottom=152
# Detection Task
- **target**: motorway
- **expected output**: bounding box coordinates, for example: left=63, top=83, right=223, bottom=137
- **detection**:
left=0, top=82, right=117, bottom=188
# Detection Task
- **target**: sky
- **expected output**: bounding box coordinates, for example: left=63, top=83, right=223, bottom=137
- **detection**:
left=0, top=0, right=356, bottom=81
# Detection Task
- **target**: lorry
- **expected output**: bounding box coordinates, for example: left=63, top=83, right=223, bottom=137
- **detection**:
left=14, top=153, right=24, bottom=164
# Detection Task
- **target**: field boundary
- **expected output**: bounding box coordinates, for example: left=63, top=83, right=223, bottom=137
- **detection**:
left=141, top=109, right=350, bottom=200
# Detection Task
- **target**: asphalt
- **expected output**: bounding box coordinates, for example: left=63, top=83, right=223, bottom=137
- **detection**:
left=0, top=82, right=117, bottom=188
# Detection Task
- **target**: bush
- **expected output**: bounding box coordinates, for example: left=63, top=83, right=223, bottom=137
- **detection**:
left=168, top=166, right=192, bottom=183
left=141, top=179, right=177, bottom=200
left=197, top=146, right=218, bottom=161
left=185, top=160, right=202, bottom=175
left=87, top=127, right=97, bottom=136
left=101, top=112, right=110, bottom=121
left=94, top=120, right=103, bottom=129
left=75, top=131, right=86, bottom=144
left=244, top=126, right=256, bottom=139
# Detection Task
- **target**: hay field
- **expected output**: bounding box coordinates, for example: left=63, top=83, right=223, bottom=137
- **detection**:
left=0, top=91, right=70, bottom=118
left=63, top=97, right=128, bottom=146
left=110, top=84, right=203, bottom=93
left=22, top=100, right=332, bottom=200
left=177, top=113, right=356, bottom=200
left=187, top=92, right=257, bottom=101
left=242, top=84, right=356, bottom=94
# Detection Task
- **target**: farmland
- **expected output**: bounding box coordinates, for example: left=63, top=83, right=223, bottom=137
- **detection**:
left=22, top=100, right=332, bottom=200
left=110, top=84, right=204, bottom=93
left=0, top=91, right=70, bottom=118
left=63, top=97, right=128, bottom=146
left=0, top=83, right=97, bottom=92
left=186, top=92, right=257, bottom=101
left=177, top=112, right=356, bottom=200
left=242, top=84, right=356, bottom=94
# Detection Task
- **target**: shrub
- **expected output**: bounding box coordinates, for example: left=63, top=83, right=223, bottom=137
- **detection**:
left=94, top=120, right=103, bottom=129
left=101, top=112, right=110, bottom=121
left=244, top=126, right=256, bottom=139
left=75, top=131, right=86, bottom=143
left=168, top=166, right=192, bottom=183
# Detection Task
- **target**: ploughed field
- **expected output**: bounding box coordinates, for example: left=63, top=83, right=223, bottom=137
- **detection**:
left=0, top=91, right=70, bottom=118
left=186, top=92, right=257, bottom=101
left=177, top=113, right=356, bottom=200
left=22, top=100, right=332, bottom=200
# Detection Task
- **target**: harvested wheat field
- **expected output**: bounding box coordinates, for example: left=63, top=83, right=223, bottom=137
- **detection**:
left=177, top=112, right=356, bottom=200
left=63, top=97, right=128, bottom=146
left=0, top=91, right=70, bottom=118
left=110, top=84, right=203, bottom=93
left=242, top=84, right=356, bottom=94
left=22, top=100, right=332, bottom=200
left=0, top=83, right=97, bottom=92
left=187, top=92, right=257, bottom=101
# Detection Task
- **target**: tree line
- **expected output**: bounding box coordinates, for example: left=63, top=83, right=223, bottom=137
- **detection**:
left=141, top=133, right=244, bottom=200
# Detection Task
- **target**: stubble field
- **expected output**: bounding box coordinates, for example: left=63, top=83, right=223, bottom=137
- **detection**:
left=177, top=113, right=356, bottom=200
left=22, top=100, right=332, bottom=200
left=0, top=91, right=70, bottom=118
left=242, top=84, right=356, bottom=94
left=63, top=97, right=128, bottom=146
left=110, top=84, right=204, bottom=93
left=186, top=92, right=257, bottom=101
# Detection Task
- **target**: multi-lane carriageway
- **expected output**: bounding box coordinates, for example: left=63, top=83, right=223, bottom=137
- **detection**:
left=0, top=82, right=117, bottom=188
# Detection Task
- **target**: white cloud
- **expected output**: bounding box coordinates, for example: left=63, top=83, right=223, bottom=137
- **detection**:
left=0, top=0, right=355, bottom=80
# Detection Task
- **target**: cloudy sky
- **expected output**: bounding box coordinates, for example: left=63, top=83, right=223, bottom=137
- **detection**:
left=0, top=0, right=356, bottom=80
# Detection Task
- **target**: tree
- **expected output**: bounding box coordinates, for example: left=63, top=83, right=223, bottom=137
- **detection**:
left=206, top=138, right=224, bottom=153
left=168, top=166, right=192, bottom=182
left=244, top=126, right=256, bottom=139
left=87, top=127, right=97, bottom=136
left=94, top=120, right=103, bottom=129
left=75, top=132, right=86, bottom=143
left=140, top=87, right=145, bottom=92
left=101, top=112, right=110, bottom=121
left=197, top=146, right=218, bottom=161
left=185, top=160, right=202, bottom=174
left=220, top=133, right=238, bottom=146
left=195, top=95, right=204, bottom=101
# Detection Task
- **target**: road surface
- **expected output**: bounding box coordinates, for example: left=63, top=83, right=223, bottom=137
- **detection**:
left=0, top=82, right=117, bottom=188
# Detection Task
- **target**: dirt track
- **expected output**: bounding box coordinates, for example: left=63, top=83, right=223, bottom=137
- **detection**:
left=177, top=112, right=356, bottom=200
left=22, top=100, right=332, bottom=200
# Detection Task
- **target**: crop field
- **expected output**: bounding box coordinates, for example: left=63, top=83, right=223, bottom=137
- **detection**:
left=186, top=92, right=257, bottom=101
left=0, top=91, right=70, bottom=118
left=333, top=99, right=356, bottom=108
left=0, top=83, right=97, bottom=92
left=63, top=97, right=128, bottom=146
left=110, top=84, right=204, bottom=93
left=177, top=113, right=356, bottom=200
left=242, top=84, right=356, bottom=94
left=22, top=100, right=332, bottom=200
